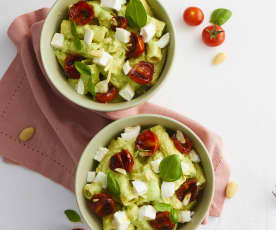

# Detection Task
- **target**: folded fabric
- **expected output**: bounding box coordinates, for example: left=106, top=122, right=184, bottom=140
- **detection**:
left=0, top=9, right=230, bottom=222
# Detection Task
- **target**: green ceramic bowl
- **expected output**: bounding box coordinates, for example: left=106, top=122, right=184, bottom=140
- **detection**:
left=75, top=114, right=214, bottom=230
left=40, top=0, right=175, bottom=112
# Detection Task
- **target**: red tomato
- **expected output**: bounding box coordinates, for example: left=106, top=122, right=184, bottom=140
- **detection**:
left=127, top=33, right=145, bottom=58
left=96, top=87, right=117, bottom=103
left=202, top=25, right=225, bottom=47
left=171, top=135, right=192, bottom=154
left=109, top=149, right=134, bottom=172
left=89, top=193, right=115, bottom=217
left=129, top=61, right=154, bottom=85
left=64, top=55, right=84, bottom=79
left=150, top=212, right=175, bottom=230
left=135, top=130, right=159, bottom=156
left=176, top=178, right=199, bottom=202
left=111, top=16, right=128, bottom=30
left=183, top=7, right=204, bottom=26
left=69, top=1, right=94, bottom=25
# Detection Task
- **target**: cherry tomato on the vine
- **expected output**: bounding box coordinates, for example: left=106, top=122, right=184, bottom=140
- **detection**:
left=202, top=25, right=225, bottom=47
left=183, top=7, right=204, bottom=26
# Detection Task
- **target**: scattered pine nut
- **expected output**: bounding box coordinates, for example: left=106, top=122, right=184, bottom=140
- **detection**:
left=226, top=181, right=238, bottom=198
left=19, top=127, right=35, bottom=142
left=213, top=52, right=227, bottom=65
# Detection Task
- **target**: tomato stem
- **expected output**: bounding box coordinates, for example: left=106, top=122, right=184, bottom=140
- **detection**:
left=206, top=26, right=224, bottom=41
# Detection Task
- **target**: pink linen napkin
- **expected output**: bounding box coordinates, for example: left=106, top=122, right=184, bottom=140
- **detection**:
left=0, top=9, right=230, bottom=222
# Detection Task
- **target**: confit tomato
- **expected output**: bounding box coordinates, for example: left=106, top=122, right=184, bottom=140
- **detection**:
left=111, top=16, right=128, bottom=30
left=69, top=0, right=94, bottom=25
left=64, top=55, right=84, bottom=79
left=183, top=7, right=204, bottom=26
left=96, top=87, right=117, bottom=103
left=135, top=130, right=159, bottom=156
left=171, top=135, right=192, bottom=154
left=109, top=149, right=134, bottom=172
left=129, top=61, right=154, bottom=85
left=202, top=25, right=225, bottom=47
left=150, top=212, right=175, bottom=230
left=176, top=178, right=199, bottom=202
left=89, top=193, right=115, bottom=217
left=127, top=33, right=145, bottom=58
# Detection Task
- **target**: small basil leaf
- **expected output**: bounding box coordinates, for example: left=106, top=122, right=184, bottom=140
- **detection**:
left=64, top=209, right=82, bottom=223
left=169, top=208, right=179, bottom=224
left=74, top=61, right=92, bottom=76
left=71, top=21, right=82, bottom=50
left=107, top=172, right=120, bottom=196
left=88, top=76, right=96, bottom=96
left=125, top=0, right=147, bottom=28
left=210, top=8, right=232, bottom=26
left=154, top=202, right=172, bottom=212
left=159, top=154, right=182, bottom=182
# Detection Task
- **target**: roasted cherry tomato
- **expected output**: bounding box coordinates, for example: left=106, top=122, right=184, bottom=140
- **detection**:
left=111, top=16, right=128, bottom=30
left=96, top=87, right=117, bottom=103
left=171, top=135, right=192, bottom=154
left=89, top=193, right=115, bottom=217
left=109, top=149, right=134, bottom=172
left=183, top=7, right=204, bottom=26
left=135, top=130, right=159, bottom=156
left=64, top=55, right=84, bottom=79
left=202, top=25, right=225, bottom=47
left=69, top=0, right=94, bottom=25
left=176, top=178, right=199, bottom=202
left=127, top=33, right=145, bottom=58
left=150, top=212, right=175, bottom=230
left=129, top=61, right=154, bottom=85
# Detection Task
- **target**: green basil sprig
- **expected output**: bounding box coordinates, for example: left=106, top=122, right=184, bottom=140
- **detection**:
left=64, top=209, right=82, bottom=223
left=125, top=0, right=147, bottom=28
left=210, top=8, right=232, bottom=26
left=159, top=154, right=182, bottom=182
left=71, top=21, right=82, bottom=50
left=154, top=202, right=172, bottom=212
left=107, top=172, right=120, bottom=196
left=169, top=208, right=179, bottom=224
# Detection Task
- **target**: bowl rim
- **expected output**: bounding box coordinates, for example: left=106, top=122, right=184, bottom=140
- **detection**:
left=40, top=0, right=176, bottom=112
left=75, top=114, right=215, bottom=230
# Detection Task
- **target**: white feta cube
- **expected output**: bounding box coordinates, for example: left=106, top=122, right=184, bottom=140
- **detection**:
left=157, top=32, right=170, bottom=48
left=189, top=150, right=200, bottom=163
left=176, top=130, right=186, bottom=144
left=94, top=147, right=109, bottom=162
left=140, top=23, right=156, bottom=43
left=151, top=157, right=163, bottom=173
left=95, top=80, right=109, bottom=93
left=84, top=28, right=94, bottom=44
left=93, top=51, right=113, bottom=67
left=115, top=28, right=131, bottom=43
left=138, top=205, right=156, bottom=220
left=123, top=61, right=132, bottom=75
left=101, top=0, right=122, bottom=11
left=178, top=210, right=192, bottom=223
left=87, top=171, right=96, bottom=183
left=121, top=126, right=141, bottom=141
left=94, top=172, right=107, bottom=188
left=120, top=0, right=127, bottom=4
left=119, top=84, right=135, bottom=101
left=181, top=162, right=190, bottom=175
left=132, top=180, right=148, bottom=196
left=76, top=79, right=85, bottom=95
left=51, top=33, right=64, bottom=49
left=113, top=211, right=130, bottom=230
left=161, top=182, right=175, bottom=199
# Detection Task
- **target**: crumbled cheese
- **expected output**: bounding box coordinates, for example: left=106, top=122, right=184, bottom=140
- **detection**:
left=76, top=79, right=85, bottom=95
left=181, top=162, right=190, bottom=175
left=119, top=84, right=135, bottom=101
left=94, top=147, right=109, bottom=162
left=151, top=157, right=163, bottom=173
left=86, top=171, right=96, bottom=183
left=140, top=23, right=156, bottom=43
left=121, top=126, right=141, bottom=141
left=113, top=211, right=130, bottom=230
left=101, top=0, right=122, bottom=11
left=93, top=51, right=113, bottom=67
left=157, top=32, right=170, bottom=48
left=51, top=33, right=64, bottom=49
left=178, top=210, right=192, bottom=223
left=138, top=205, right=156, bottom=220
left=189, top=150, right=201, bottom=163
left=94, top=172, right=107, bottom=188
left=132, top=180, right=148, bottom=196
left=123, top=61, right=132, bottom=75
left=176, top=130, right=186, bottom=144
left=161, top=182, right=175, bottom=199
left=115, top=28, right=131, bottom=43
left=84, top=28, right=94, bottom=44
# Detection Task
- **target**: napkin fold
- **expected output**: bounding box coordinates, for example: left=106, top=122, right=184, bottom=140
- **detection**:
left=0, top=9, right=230, bottom=221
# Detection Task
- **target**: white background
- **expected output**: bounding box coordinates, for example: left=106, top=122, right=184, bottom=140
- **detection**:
left=0, top=0, right=276, bottom=229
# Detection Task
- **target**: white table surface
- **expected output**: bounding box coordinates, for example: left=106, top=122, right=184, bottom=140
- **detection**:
left=1, top=0, right=276, bottom=229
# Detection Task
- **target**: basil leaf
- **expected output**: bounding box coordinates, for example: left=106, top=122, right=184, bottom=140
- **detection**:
left=64, top=209, right=82, bottom=223
left=71, top=21, right=82, bottom=50
left=159, top=154, right=182, bottom=182
left=125, top=0, right=147, bottom=28
left=154, top=202, right=172, bottom=212
left=169, top=208, right=179, bottom=224
left=74, top=61, right=92, bottom=76
left=210, top=8, right=232, bottom=26
left=107, top=172, right=120, bottom=196
left=88, top=76, right=96, bottom=96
